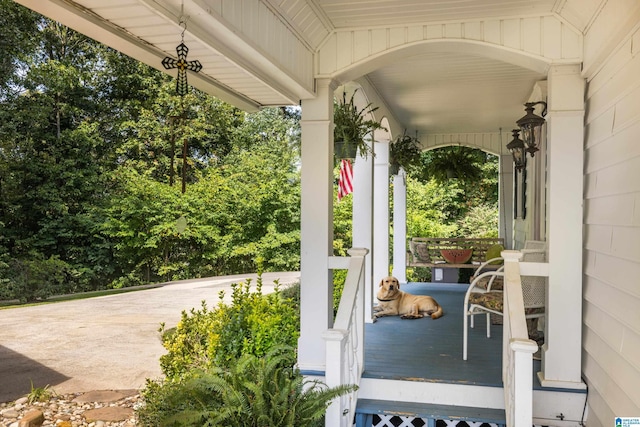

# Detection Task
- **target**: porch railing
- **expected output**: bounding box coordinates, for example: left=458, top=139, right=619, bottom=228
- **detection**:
left=323, top=247, right=369, bottom=427
left=501, top=250, right=549, bottom=427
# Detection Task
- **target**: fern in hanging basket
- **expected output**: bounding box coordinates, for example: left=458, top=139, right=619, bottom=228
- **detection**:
left=428, top=146, right=483, bottom=182
left=390, top=130, right=422, bottom=174
left=334, top=89, right=384, bottom=159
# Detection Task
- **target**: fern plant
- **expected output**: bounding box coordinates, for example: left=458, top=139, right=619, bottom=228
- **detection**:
left=428, top=146, right=483, bottom=182
left=390, top=130, right=421, bottom=173
left=333, top=89, right=384, bottom=159
left=139, top=346, right=356, bottom=427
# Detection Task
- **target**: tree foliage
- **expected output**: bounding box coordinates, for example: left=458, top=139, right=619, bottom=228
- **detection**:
left=405, top=147, right=499, bottom=239
left=0, top=5, right=302, bottom=300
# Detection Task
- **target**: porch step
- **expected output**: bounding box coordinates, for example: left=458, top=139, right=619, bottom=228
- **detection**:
left=354, top=399, right=506, bottom=427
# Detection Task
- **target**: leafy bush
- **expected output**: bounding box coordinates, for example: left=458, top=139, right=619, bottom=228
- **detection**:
left=159, top=274, right=300, bottom=380
left=138, top=346, right=355, bottom=427
left=0, top=252, right=75, bottom=302
left=456, top=204, right=499, bottom=238
left=138, top=274, right=354, bottom=427
left=406, top=266, right=432, bottom=283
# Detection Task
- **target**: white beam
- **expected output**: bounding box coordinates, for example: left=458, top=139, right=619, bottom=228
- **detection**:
left=538, top=64, right=586, bottom=390
left=373, top=139, right=390, bottom=288
left=353, top=150, right=374, bottom=322
left=178, top=0, right=315, bottom=100
left=499, top=154, right=514, bottom=248
left=392, top=169, right=407, bottom=282
left=298, top=79, right=335, bottom=373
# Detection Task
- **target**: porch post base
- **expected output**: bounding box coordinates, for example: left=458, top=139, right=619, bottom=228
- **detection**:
left=536, top=372, right=587, bottom=390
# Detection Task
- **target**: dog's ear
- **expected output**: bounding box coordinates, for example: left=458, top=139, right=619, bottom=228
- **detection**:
left=378, top=279, right=384, bottom=288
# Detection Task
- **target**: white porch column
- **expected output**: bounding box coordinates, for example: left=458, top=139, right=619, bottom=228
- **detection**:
left=538, top=64, right=586, bottom=389
left=499, top=154, right=514, bottom=249
left=373, top=138, right=390, bottom=288
left=392, top=168, right=407, bottom=282
left=353, top=150, right=374, bottom=322
left=298, top=78, right=335, bottom=373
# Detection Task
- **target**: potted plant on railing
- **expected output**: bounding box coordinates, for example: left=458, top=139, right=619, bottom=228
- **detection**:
left=333, top=89, right=384, bottom=159
left=389, top=130, right=422, bottom=175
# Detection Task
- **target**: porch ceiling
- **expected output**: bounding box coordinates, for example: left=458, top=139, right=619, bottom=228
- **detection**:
left=14, top=0, right=602, bottom=135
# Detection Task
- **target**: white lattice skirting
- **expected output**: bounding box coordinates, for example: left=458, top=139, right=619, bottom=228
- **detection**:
left=371, top=415, right=501, bottom=427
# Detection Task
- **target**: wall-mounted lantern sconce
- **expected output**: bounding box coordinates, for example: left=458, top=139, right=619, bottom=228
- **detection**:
left=516, top=101, right=547, bottom=157
left=506, top=129, right=526, bottom=171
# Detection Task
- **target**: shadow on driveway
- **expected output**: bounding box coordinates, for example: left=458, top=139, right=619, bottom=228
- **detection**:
left=0, top=345, right=70, bottom=402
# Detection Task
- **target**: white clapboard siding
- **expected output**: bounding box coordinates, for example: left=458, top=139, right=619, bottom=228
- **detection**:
left=583, top=3, right=640, bottom=424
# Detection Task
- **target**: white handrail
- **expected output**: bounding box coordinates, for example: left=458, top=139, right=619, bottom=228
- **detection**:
left=501, top=251, right=541, bottom=427
left=323, top=247, right=369, bottom=427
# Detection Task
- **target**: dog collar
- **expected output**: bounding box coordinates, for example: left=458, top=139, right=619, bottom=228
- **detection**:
left=377, top=298, right=395, bottom=302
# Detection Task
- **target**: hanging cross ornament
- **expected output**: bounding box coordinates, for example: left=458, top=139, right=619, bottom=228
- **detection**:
left=162, top=19, right=202, bottom=96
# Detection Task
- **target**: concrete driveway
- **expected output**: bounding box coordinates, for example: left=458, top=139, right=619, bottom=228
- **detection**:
left=0, top=272, right=300, bottom=403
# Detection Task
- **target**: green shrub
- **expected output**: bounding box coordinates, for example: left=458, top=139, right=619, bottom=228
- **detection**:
left=138, top=346, right=356, bottom=427
left=159, top=274, right=300, bottom=381
left=456, top=204, right=499, bottom=238
left=406, top=266, right=431, bottom=283
left=0, top=253, right=74, bottom=302
left=139, top=273, right=357, bottom=426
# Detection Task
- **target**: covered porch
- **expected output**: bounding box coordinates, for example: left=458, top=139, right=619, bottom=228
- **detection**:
left=10, top=1, right=598, bottom=425
left=331, top=279, right=588, bottom=427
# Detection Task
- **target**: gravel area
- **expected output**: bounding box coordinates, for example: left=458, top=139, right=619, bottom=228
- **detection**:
left=0, top=390, right=140, bottom=427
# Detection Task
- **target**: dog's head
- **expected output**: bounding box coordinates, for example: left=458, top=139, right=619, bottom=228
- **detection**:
left=377, top=276, right=401, bottom=301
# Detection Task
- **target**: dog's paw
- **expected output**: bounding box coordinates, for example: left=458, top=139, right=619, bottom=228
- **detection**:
left=400, top=313, right=424, bottom=320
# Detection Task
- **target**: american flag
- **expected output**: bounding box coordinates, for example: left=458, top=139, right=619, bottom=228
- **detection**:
left=337, top=159, right=353, bottom=202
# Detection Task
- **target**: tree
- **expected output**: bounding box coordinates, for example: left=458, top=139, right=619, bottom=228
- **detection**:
left=114, top=80, right=243, bottom=188
left=0, top=0, right=39, bottom=93
left=0, top=4, right=303, bottom=296
left=97, top=107, right=301, bottom=285
left=0, top=14, right=117, bottom=294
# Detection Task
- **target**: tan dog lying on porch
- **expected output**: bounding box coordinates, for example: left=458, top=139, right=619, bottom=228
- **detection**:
left=374, top=276, right=443, bottom=320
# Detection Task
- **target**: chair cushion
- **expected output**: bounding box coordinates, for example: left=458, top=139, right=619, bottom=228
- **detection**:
left=469, top=291, right=545, bottom=316
left=473, top=275, right=504, bottom=291
left=469, top=291, right=503, bottom=311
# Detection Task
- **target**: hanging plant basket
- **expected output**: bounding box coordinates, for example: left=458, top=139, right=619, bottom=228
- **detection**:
left=333, top=89, right=384, bottom=160
left=389, top=161, right=401, bottom=175
left=429, top=146, right=483, bottom=182
left=334, top=140, right=358, bottom=159
left=389, top=130, right=421, bottom=173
